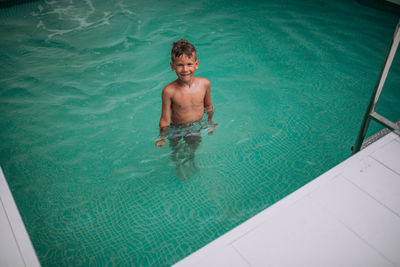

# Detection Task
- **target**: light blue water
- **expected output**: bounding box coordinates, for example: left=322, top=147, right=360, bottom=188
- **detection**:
left=0, top=0, right=399, bottom=266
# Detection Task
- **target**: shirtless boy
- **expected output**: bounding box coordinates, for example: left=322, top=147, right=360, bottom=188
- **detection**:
left=156, top=39, right=216, bottom=178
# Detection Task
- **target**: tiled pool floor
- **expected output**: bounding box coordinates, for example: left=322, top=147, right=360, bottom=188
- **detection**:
left=174, top=132, right=400, bottom=267
left=1, top=132, right=400, bottom=266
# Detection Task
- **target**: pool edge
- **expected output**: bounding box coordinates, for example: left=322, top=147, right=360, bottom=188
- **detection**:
left=0, top=167, right=41, bottom=267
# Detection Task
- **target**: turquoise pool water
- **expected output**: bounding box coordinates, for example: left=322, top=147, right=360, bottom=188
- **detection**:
left=1, top=0, right=400, bottom=265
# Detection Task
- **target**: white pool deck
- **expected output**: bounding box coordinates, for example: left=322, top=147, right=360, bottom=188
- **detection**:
left=1, top=132, right=399, bottom=267
left=175, top=132, right=400, bottom=267
left=0, top=168, right=40, bottom=267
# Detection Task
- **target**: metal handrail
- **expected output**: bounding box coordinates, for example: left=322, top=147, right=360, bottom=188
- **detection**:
left=352, top=19, right=400, bottom=155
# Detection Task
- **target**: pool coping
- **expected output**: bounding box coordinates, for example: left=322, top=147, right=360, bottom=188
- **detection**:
left=0, top=167, right=40, bottom=267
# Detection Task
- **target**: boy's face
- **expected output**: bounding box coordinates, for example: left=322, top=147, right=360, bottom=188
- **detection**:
left=170, top=53, right=199, bottom=83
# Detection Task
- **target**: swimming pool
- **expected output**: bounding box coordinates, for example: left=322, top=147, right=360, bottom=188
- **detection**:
left=1, top=0, right=399, bottom=265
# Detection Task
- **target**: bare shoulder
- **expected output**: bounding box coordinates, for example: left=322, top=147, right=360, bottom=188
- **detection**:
left=196, top=77, right=211, bottom=88
left=162, top=80, right=178, bottom=96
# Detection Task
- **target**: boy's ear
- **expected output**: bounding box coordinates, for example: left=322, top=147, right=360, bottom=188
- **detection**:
left=170, top=62, right=175, bottom=71
left=195, top=60, right=199, bottom=69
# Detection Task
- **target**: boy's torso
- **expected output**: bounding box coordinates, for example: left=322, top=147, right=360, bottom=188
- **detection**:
left=168, top=77, right=207, bottom=124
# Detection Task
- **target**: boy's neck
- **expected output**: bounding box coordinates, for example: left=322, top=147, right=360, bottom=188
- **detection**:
left=177, top=77, right=195, bottom=87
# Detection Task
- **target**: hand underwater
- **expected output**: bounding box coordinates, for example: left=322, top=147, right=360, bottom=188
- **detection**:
left=208, top=123, right=218, bottom=135
left=156, top=139, right=166, bottom=147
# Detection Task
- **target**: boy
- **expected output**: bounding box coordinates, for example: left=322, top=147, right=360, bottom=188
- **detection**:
left=156, top=39, right=217, bottom=178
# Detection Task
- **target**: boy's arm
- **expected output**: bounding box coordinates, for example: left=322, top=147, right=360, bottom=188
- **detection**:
left=203, top=79, right=217, bottom=134
left=156, top=88, right=172, bottom=147
left=204, top=79, right=214, bottom=123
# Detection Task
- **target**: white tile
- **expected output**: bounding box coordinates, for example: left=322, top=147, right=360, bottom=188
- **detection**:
left=232, top=197, right=391, bottom=267
left=341, top=156, right=400, bottom=216
left=371, top=139, right=400, bottom=175
left=0, top=168, right=40, bottom=267
left=0, top=201, right=25, bottom=267
left=353, top=132, right=398, bottom=160
left=309, top=176, right=400, bottom=265
left=175, top=245, right=250, bottom=267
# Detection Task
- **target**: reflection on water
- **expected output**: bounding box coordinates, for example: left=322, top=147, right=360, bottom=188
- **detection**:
left=164, top=117, right=212, bottom=180
left=169, top=134, right=201, bottom=180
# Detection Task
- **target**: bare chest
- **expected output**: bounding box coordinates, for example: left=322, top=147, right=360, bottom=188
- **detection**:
left=172, top=88, right=206, bottom=110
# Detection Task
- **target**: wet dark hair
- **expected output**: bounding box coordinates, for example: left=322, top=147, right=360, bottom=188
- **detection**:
left=171, top=39, right=197, bottom=63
